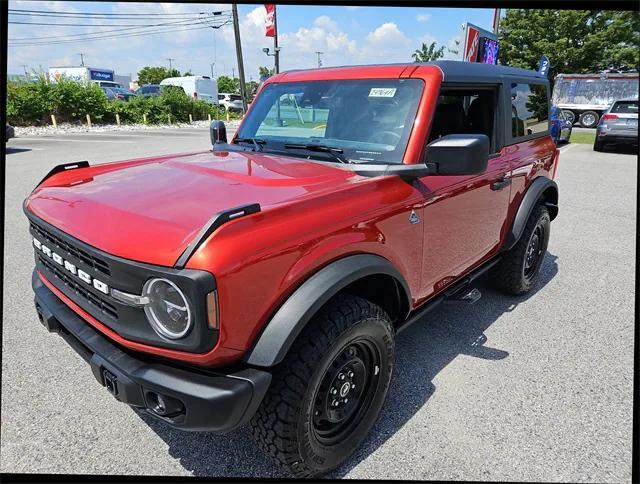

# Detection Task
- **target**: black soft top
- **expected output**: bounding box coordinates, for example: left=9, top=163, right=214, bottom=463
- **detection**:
left=426, top=60, right=547, bottom=83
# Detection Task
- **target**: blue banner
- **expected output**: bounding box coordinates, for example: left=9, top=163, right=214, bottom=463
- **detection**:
left=89, top=69, right=114, bottom=81
left=538, top=55, right=550, bottom=77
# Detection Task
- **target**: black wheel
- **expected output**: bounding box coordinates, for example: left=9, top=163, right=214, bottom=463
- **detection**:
left=579, top=111, right=599, bottom=128
left=250, top=294, right=394, bottom=477
left=593, top=139, right=605, bottom=152
left=490, top=204, right=550, bottom=295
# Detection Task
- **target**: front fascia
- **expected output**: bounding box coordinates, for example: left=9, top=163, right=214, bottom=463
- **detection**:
left=25, top=206, right=235, bottom=361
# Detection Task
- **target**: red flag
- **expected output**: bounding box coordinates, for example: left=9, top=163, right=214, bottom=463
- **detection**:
left=264, top=4, right=276, bottom=37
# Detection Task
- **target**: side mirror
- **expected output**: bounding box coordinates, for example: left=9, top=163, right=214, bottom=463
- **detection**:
left=210, top=120, right=227, bottom=145
left=425, top=134, right=489, bottom=176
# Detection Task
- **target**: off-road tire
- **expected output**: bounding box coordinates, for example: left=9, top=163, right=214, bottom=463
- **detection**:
left=490, top=204, right=550, bottom=295
left=250, top=294, right=395, bottom=477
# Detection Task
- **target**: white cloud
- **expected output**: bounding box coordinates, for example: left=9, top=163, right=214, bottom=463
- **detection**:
left=416, top=13, right=431, bottom=23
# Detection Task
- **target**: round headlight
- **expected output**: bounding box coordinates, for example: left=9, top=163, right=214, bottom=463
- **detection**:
left=142, top=278, right=192, bottom=339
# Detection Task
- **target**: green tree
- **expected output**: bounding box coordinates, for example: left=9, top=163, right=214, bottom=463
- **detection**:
left=137, top=66, right=181, bottom=85
left=411, top=41, right=445, bottom=62
left=448, top=39, right=460, bottom=56
left=217, top=75, right=239, bottom=93
left=258, top=66, right=275, bottom=80
left=498, top=10, right=640, bottom=79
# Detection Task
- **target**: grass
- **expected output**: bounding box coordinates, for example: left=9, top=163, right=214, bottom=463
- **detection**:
left=569, top=131, right=596, bottom=144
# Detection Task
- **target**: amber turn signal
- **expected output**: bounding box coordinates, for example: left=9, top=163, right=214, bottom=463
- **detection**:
left=206, top=291, right=219, bottom=330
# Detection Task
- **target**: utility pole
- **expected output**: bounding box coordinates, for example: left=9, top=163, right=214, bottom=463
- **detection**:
left=273, top=4, right=280, bottom=73
left=231, top=4, right=248, bottom=113
left=21, top=64, right=29, bottom=76
left=210, top=63, right=215, bottom=78
left=492, top=8, right=501, bottom=34
left=232, top=67, right=235, bottom=79
left=166, top=58, right=174, bottom=71
left=315, top=51, right=323, bottom=68
left=77, top=53, right=85, bottom=66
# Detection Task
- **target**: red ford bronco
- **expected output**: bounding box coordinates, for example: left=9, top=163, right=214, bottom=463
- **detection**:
left=26, top=61, right=559, bottom=477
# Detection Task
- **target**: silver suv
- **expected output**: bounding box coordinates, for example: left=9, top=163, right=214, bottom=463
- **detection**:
left=218, top=93, right=243, bottom=112
left=594, top=99, right=638, bottom=151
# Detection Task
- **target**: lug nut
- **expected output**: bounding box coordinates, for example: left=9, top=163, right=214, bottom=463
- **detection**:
left=332, top=399, right=339, bottom=407
left=344, top=398, right=349, bottom=403
left=351, top=383, right=356, bottom=389
left=331, top=388, right=338, bottom=395
left=348, top=371, right=354, bottom=378
left=338, top=373, right=345, bottom=381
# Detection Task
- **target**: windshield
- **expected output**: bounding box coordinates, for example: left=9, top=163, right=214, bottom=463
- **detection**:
left=237, top=79, right=424, bottom=164
left=139, top=85, right=160, bottom=94
left=110, top=87, right=131, bottom=94
left=611, top=101, right=638, bottom=114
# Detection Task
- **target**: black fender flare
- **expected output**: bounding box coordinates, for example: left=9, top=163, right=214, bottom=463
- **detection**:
left=244, top=254, right=411, bottom=368
left=503, top=177, right=558, bottom=251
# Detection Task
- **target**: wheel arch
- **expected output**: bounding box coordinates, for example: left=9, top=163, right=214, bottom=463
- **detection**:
left=244, top=254, right=411, bottom=368
left=503, top=177, right=558, bottom=251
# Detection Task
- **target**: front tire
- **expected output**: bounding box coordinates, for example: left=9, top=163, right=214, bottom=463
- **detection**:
left=490, top=205, right=550, bottom=295
left=250, top=294, right=395, bottom=477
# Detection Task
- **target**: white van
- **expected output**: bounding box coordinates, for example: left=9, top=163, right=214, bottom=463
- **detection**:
left=160, top=76, right=218, bottom=105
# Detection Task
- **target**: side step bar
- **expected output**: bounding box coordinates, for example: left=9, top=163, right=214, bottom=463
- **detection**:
left=396, top=256, right=500, bottom=334
left=174, top=203, right=261, bottom=269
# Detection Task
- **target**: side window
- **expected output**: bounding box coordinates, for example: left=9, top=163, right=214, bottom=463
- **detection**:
left=428, top=86, right=498, bottom=152
left=510, top=83, right=548, bottom=138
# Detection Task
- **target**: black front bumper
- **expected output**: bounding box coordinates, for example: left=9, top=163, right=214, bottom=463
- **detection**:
left=32, top=270, right=271, bottom=432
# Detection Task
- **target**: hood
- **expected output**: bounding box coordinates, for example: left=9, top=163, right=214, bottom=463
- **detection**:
left=26, top=150, right=357, bottom=266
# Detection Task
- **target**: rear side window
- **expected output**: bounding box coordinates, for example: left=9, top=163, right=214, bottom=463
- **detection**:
left=611, top=101, right=638, bottom=114
left=510, top=83, right=548, bottom=138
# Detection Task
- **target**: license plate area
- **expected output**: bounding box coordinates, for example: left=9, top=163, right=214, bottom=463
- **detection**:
left=102, top=369, right=119, bottom=396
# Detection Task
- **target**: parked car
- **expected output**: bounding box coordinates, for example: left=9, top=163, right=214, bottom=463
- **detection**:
left=159, top=76, right=218, bottom=105
left=218, top=92, right=243, bottom=112
left=5, top=124, right=15, bottom=143
left=549, top=105, right=572, bottom=144
left=136, top=84, right=161, bottom=98
left=594, top=99, right=638, bottom=151
left=26, top=61, right=558, bottom=478
left=101, top=86, right=137, bottom=101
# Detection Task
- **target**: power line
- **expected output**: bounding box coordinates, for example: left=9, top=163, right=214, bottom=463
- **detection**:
left=9, top=16, right=223, bottom=41
left=8, top=19, right=232, bottom=46
left=9, top=19, right=231, bottom=27
left=9, top=8, right=229, bottom=17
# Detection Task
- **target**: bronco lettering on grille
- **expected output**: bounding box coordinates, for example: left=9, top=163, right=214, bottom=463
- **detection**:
left=33, top=237, right=109, bottom=294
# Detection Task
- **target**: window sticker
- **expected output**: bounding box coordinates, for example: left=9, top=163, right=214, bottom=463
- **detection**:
left=369, top=87, right=397, bottom=98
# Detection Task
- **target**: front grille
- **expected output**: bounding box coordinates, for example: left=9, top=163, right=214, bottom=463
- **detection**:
left=30, top=222, right=111, bottom=276
left=38, top=254, right=118, bottom=319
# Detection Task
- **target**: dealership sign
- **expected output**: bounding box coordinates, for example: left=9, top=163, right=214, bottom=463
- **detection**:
left=461, top=22, right=499, bottom=65
left=89, top=69, right=114, bottom=81
left=464, top=25, right=480, bottom=62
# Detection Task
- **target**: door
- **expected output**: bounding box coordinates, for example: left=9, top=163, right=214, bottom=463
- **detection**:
left=417, top=85, right=512, bottom=298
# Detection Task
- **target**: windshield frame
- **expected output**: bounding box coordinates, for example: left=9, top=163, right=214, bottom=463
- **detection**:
left=236, top=78, right=425, bottom=165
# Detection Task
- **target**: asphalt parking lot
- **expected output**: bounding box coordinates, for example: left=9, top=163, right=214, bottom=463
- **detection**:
left=1, top=128, right=636, bottom=481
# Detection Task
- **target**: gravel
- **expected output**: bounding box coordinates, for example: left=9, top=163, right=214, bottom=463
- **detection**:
left=14, top=120, right=240, bottom=137
left=1, top=136, right=635, bottom=481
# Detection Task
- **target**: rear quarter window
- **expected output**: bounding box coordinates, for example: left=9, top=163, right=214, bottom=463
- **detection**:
left=510, top=83, right=549, bottom=138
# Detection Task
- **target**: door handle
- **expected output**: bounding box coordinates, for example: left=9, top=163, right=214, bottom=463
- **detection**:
left=490, top=178, right=512, bottom=191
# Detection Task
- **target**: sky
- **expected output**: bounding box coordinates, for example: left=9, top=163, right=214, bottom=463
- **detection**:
left=7, top=1, right=496, bottom=82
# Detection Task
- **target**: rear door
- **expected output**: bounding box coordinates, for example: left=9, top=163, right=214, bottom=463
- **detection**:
left=417, top=84, right=512, bottom=297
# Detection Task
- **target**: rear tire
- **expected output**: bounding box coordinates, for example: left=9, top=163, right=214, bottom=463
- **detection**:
left=250, top=294, right=395, bottom=477
left=562, top=110, right=575, bottom=125
left=593, top=139, right=605, bottom=152
left=490, top=205, right=550, bottom=295
left=579, top=111, right=599, bottom=128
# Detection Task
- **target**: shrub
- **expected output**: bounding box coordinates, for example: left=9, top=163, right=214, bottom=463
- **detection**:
left=6, top=77, right=240, bottom=126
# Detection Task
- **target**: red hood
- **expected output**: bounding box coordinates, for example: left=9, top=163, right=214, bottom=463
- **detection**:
left=26, top=150, right=356, bottom=266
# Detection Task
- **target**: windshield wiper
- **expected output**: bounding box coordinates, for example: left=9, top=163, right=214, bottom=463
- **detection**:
left=234, top=137, right=266, bottom=152
left=283, top=143, right=351, bottom=164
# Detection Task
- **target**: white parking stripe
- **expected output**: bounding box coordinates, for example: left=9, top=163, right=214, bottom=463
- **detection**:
left=559, top=144, right=577, bottom=153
